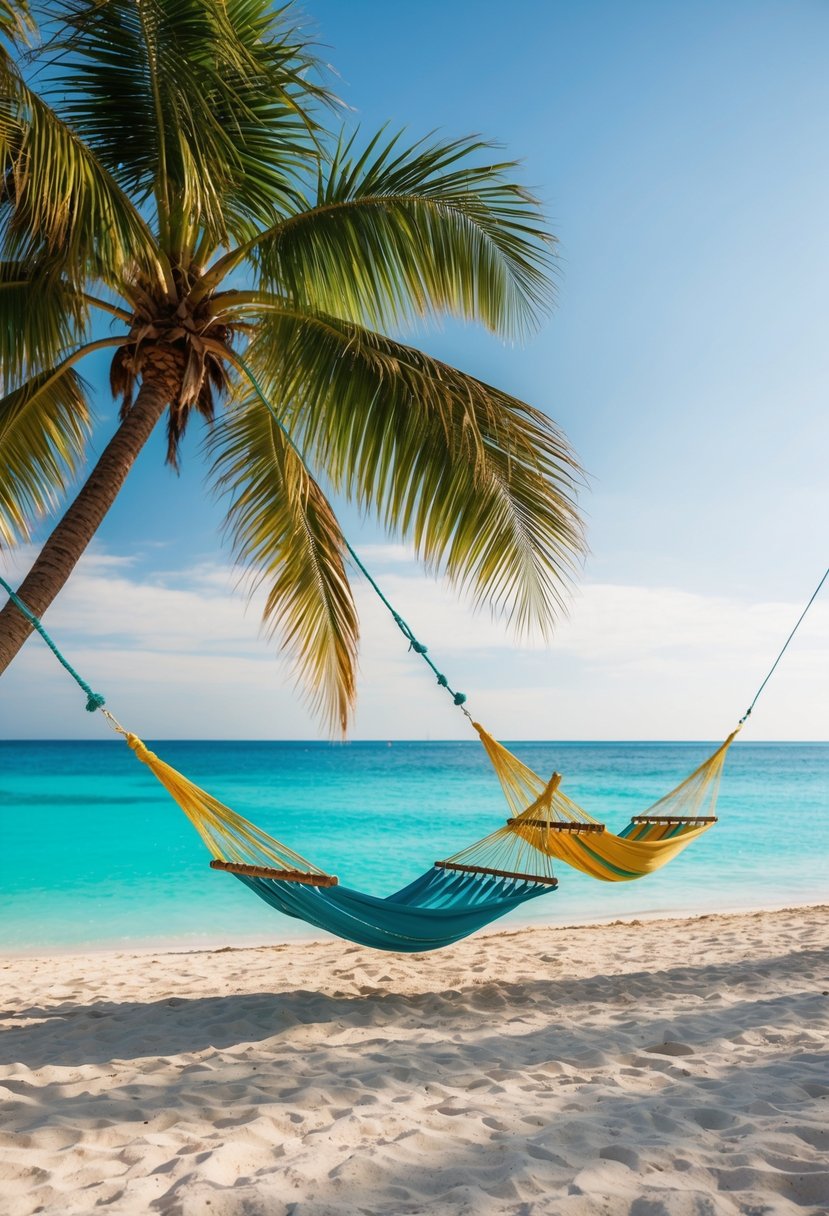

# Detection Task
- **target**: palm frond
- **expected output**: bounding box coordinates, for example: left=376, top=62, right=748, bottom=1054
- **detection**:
left=0, top=362, right=91, bottom=545
left=249, top=128, right=555, bottom=336
left=209, top=388, right=359, bottom=733
left=48, top=0, right=327, bottom=252
left=193, top=0, right=332, bottom=239
left=0, top=259, right=90, bottom=382
left=0, top=68, right=162, bottom=287
left=0, top=2, right=34, bottom=49
left=238, top=305, right=584, bottom=634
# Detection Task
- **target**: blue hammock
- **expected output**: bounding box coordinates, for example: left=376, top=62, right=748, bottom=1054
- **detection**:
left=229, top=864, right=556, bottom=952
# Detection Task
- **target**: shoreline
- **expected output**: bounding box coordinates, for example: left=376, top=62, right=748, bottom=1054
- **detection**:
left=4, top=896, right=827, bottom=961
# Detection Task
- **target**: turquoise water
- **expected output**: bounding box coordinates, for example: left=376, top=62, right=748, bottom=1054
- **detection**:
left=1, top=739, right=826, bottom=953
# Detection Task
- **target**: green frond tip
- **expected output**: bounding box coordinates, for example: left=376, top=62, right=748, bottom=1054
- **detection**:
left=209, top=390, right=359, bottom=734
left=0, top=364, right=92, bottom=546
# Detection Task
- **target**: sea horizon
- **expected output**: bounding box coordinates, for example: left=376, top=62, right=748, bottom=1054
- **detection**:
left=5, top=736, right=828, bottom=743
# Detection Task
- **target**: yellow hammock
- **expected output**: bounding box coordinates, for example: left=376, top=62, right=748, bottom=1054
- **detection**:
left=447, top=723, right=740, bottom=882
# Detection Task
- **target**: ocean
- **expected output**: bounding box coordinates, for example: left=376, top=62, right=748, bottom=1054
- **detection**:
left=1, top=738, right=826, bottom=954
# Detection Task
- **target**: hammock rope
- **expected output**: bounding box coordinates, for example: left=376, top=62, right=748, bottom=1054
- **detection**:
left=739, top=567, right=829, bottom=723
left=0, top=573, right=106, bottom=712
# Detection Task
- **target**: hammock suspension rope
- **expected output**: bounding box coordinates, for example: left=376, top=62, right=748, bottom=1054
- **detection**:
left=738, top=566, right=829, bottom=724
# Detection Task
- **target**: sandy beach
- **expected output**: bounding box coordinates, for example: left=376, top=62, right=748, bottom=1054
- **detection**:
left=1, top=905, right=827, bottom=1215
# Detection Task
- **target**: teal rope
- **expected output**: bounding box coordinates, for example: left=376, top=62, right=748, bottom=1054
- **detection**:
left=334, top=552, right=467, bottom=707
left=0, top=574, right=105, bottom=712
left=739, top=566, right=829, bottom=724
left=236, top=358, right=470, bottom=712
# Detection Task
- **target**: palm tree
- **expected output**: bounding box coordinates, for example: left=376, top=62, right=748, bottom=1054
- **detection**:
left=0, top=0, right=583, bottom=732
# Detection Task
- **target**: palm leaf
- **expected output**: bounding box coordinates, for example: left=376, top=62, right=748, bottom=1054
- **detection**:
left=209, top=388, right=359, bottom=733
left=0, top=363, right=92, bottom=545
left=44, top=0, right=222, bottom=242
left=233, top=304, right=584, bottom=633
left=0, top=69, right=162, bottom=288
left=0, top=259, right=91, bottom=382
left=248, top=128, right=555, bottom=336
left=0, top=2, right=34, bottom=48
left=193, top=0, right=332, bottom=239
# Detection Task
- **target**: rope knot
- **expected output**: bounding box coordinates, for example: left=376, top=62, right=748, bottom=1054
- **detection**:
left=453, top=692, right=467, bottom=706
left=436, top=673, right=448, bottom=687
left=85, top=691, right=106, bottom=712
left=411, top=641, right=428, bottom=654
left=126, top=733, right=154, bottom=763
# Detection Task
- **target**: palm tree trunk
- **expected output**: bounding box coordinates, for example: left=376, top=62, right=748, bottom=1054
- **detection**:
left=0, top=352, right=181, bottom=677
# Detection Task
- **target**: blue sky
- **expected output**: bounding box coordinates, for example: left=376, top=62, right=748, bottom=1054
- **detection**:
left=2, top=0, right=827, bottom=740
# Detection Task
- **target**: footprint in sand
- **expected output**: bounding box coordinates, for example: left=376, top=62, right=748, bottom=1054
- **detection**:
left=689, top=1106, right=735, bottom=1130
left=642, top=1041, right=695, bottom=1056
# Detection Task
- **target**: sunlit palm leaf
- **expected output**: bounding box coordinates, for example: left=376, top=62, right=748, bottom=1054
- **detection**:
left=46, top=0, right=226, bottom=241
left=0, top=363, right=91, bottom=545
left=250, top=128, right=555, bottom=335
left=238, top=305, right=584, bottom=633
left=192, top=0, right=331, bottom=238
left=0, top=260, right=90, bottom=381
left=210, top=390, right=359, bottom=733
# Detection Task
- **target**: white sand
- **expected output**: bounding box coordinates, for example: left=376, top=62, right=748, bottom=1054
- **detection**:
left=1, top=905, right=827, bottom=1216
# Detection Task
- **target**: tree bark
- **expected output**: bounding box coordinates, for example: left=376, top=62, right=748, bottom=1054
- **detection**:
left=0, top=351, right=181, bottom=676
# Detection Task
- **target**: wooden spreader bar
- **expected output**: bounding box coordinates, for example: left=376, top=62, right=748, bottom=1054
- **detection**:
left=210, top=860, right=338, bottom=886
left=631, top=816, right=718, bottom=825
left=508, top=818, right=606, bottom=834
left=435, top=860, right=558, bottom=887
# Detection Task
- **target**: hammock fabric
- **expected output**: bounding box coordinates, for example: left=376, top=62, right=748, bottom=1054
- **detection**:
left=229, top=868, right=553, bottom=953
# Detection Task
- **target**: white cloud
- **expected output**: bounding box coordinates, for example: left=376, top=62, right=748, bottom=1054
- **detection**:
left=1, top=546, right=826, bottom=740
left=351, top=542, right=416, bottom=565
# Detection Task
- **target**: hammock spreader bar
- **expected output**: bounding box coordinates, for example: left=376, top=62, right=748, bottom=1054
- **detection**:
left=434, top=859, right=559, bottom=886
left=210, top=860, right=338, bottom=887
left=632, top=815, right=717, bottom=826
